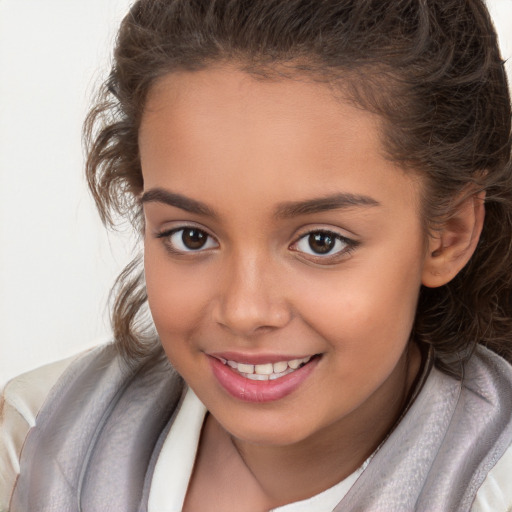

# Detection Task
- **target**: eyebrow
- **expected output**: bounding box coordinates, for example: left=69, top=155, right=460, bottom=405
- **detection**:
left=141, top=188, right=380, bottom=219
left=274, top=193, right=380, bottom=218
left=141, top=188, right=218, bottom=218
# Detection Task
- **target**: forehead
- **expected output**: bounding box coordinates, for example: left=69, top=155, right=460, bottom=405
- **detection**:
left=139, top=67, right=421, bottom=216
left=141, top=67, right=379, bottom=166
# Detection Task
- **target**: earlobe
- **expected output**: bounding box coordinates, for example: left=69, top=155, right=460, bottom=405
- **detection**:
left=422, top=191, right=485, bottom=288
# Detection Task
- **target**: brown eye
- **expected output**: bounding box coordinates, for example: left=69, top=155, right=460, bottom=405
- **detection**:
left=308, top=233, right=336, bottom=254
left=182, top=228, right=208, bottom=250
left=291, top=230, right=355, bottom=262
left=159, top=227, right=219, bottom=253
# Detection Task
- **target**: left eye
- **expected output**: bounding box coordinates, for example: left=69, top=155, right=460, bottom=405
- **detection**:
left=293, top=231, right=351, bottom=257
left=159, top=227, right=218, bottom=253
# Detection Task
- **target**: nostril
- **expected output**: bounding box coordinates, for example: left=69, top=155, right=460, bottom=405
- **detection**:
left=216, top=317, right=283, bottom=336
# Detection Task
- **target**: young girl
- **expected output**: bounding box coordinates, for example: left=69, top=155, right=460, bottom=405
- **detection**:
left=2, top=0, right=512, bottom=510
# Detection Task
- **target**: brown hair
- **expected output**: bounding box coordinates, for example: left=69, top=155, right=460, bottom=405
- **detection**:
left=84, top=0, right=512, bottom=372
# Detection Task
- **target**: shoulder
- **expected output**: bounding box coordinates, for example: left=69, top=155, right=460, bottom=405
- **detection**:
left=465, top=346, right=512, bottom=511
left=473, top=443, right=512, bottom=512
left=0, top=350, right=89, bottom=512
left=460, top=344, right=512, bottom=416
left=463, top=344, right=512, bottom=389
left=6, top=344, right=183, bottom=512
left=1, top=353, right=84, bottom=428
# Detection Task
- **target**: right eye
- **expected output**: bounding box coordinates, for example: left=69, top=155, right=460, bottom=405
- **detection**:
left=156, top=227, right=219, bottom=254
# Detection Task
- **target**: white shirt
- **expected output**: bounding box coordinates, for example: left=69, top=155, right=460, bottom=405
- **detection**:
left=148, top=387, right=368, bottom=512
left=1, top=354, right=511, bottom=512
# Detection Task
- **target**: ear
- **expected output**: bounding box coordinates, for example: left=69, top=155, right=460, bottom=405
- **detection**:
left=422, top=191, right=485, bottom=288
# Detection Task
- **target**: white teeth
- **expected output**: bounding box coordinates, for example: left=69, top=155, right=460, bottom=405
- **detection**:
left=273, top=361, right=288, bottom=373
left=220, top=355, right=314, bottom=379
left=237, top=363, right=255, bottom=374
left=246, top=373, right=269, bottom=381
left=248, top=367, right=298, bottom=381
left=254, top=363, right=273, bottom=375
left=288, top=356, right=311, bottom=369
left=269, top=367, right=295, bottom=380
left=288, top=359, right=302, bottom=369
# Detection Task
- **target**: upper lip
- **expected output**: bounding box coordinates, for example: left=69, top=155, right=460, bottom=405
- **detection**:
left=207, top=351, right=318, bottom=365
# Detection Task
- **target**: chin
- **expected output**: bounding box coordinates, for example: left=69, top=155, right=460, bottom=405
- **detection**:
left=218, top=411, right=320, bottom=447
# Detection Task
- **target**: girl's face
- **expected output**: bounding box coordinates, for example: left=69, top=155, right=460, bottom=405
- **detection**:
left=141, top=68, right=427, bottom=446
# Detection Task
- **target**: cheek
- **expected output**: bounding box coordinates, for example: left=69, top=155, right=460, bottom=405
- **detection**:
left=290, top=247, right=423, bottom=360
left=144, top=246, right=209, bottom=341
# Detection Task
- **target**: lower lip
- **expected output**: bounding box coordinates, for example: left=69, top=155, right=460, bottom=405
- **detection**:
left=209, top=356, right=319, bottom=403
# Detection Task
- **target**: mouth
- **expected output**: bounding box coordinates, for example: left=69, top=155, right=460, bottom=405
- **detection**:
left=208, top=353, right=321, bottom=403
left=217, top=355, right=315, bottom=381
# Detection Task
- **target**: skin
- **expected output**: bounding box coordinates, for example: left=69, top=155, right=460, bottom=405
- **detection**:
left=139, top=67, right=471, bottom=510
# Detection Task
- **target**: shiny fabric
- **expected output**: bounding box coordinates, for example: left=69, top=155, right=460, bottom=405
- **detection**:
left=9, top=345, right=512, bottom=511
left=10, top=345, right=184, bottom=512
left=336, top=347, right=512, bottom=511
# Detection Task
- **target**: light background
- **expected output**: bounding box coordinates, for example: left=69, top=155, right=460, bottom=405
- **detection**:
left=1, top=0, right=512, bottom=386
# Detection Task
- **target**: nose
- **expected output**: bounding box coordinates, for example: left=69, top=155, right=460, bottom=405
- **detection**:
left=213, top=252, right=292, bottom=336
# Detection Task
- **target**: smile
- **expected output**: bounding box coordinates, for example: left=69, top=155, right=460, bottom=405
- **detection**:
left=218, top=356, right=313, bottom=381
left=209, top=354, right=320, bottom=402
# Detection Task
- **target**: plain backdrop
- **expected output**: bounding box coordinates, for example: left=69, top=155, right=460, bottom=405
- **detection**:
left=1, top=0, right=512, bottom=386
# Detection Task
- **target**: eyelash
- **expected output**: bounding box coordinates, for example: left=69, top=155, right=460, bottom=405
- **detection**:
left=155, top=227, right=219, bottom=254
left=155, top=226, right=358, bottom=263
left=290, top=230, right=358, bottom=263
